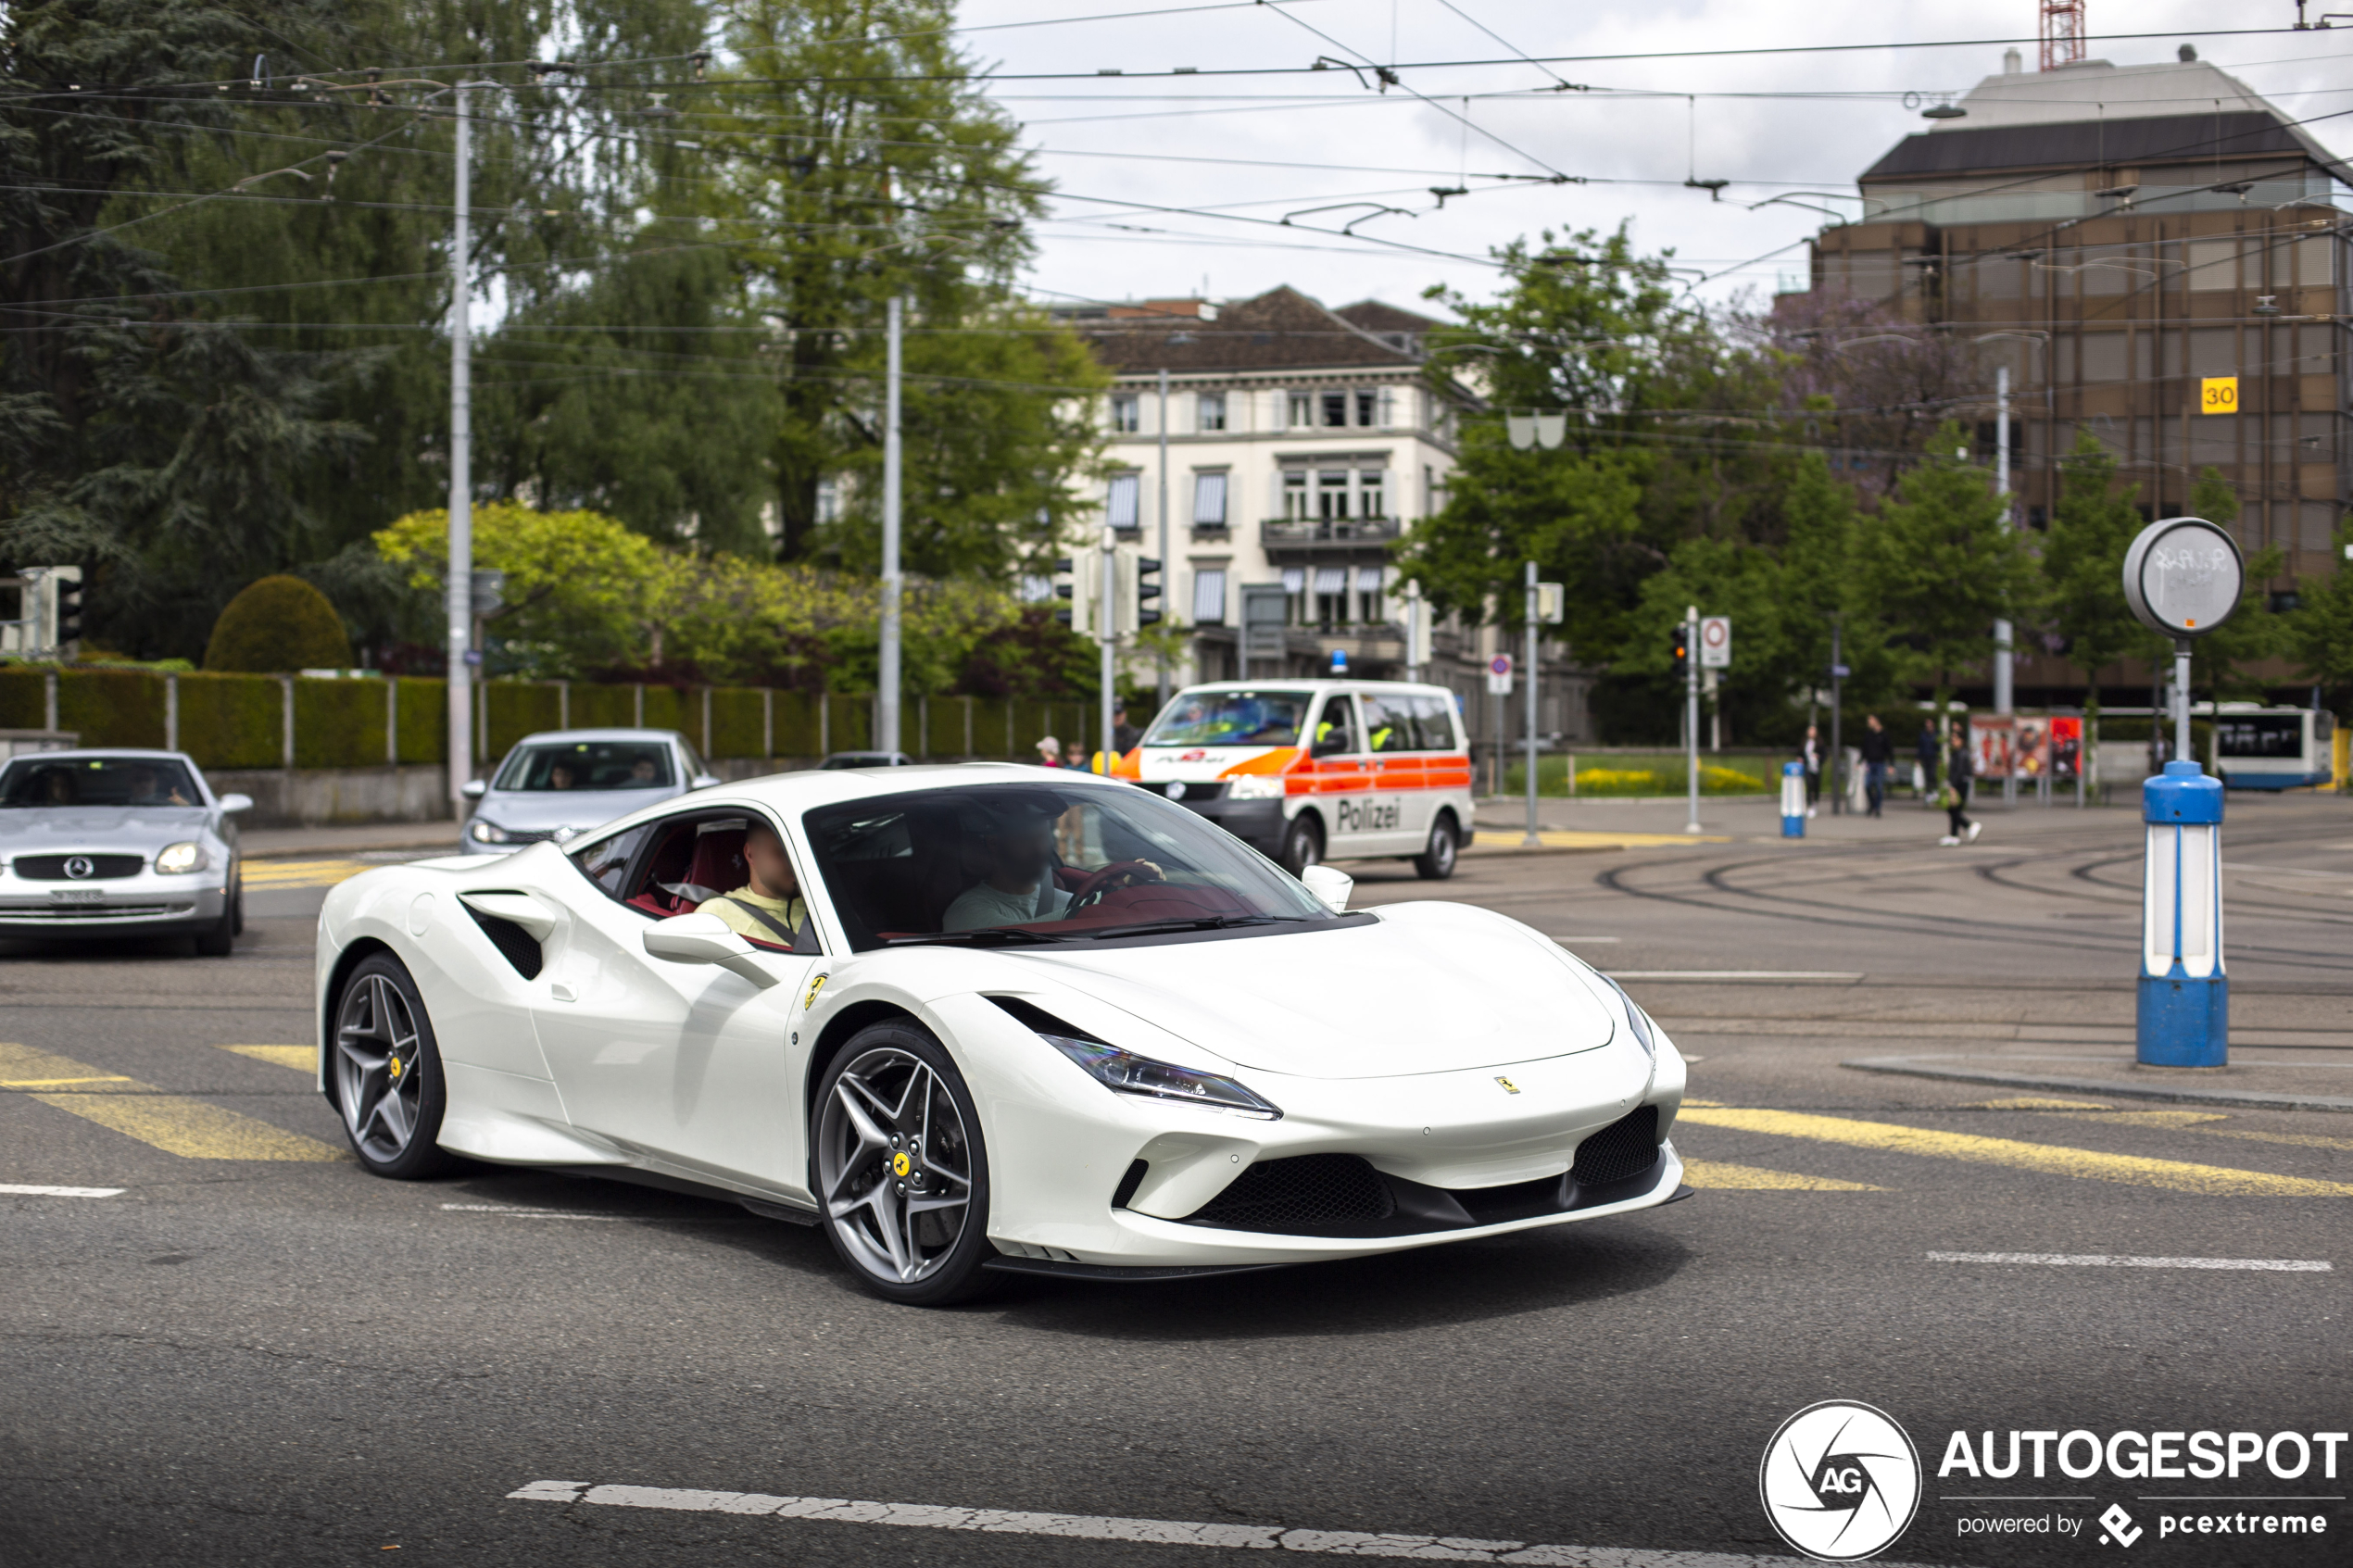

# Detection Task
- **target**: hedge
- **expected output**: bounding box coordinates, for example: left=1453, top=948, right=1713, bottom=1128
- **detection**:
left=0, top=665, right=1076, bottom=770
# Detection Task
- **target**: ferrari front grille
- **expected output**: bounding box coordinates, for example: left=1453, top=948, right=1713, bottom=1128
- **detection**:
left=1184, top=1153, right=1393, bottom=1233
left=1571, top=1105, right=1662, bottom=1187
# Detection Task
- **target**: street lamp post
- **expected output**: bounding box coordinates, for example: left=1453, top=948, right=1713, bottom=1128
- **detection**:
left=444, top=80, right=484, bottom=809
left=879, top=295, right=904, bottom=755
left=1156, top=366, right=1171, bottom=716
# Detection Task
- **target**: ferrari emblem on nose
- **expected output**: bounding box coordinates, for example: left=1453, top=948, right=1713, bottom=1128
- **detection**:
left=1494, top=1076, right=1519, bottom=1095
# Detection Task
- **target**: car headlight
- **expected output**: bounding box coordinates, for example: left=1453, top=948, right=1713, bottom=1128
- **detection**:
left=1597, top=973, right=1655, bottom=1057
left=469, top=820, right=511, bottom=844
left=155, top=842, right=208, bottom=875
left=1036, top=1032, right=1282, bottom=1120
left=1225, top=775, right=1285, bottom=800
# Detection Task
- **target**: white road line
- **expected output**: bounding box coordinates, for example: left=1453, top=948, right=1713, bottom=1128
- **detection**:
left=1930, top=1251, right=2332, bottom=1273
left=505, top=1479, right=1933, bottom=1566
left=0, top=1183, right=124, bottom=1198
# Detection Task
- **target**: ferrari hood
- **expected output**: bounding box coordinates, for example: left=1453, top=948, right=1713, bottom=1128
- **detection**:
left=1004, top=903, right=1618, bottom=1080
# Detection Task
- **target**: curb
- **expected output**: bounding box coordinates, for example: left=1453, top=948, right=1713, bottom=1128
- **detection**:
left=1843, top=1055, right=2353, bottom=1114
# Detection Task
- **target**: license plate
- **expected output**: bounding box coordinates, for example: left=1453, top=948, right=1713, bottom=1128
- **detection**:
left=48, top=889, right=104, bottom=904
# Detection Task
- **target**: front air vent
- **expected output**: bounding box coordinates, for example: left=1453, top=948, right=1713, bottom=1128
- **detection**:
left=1185, top=1154, right=1394, bottom=1233
left=463, top=898, right=543, bottom=979
left=1571, top=1105, right=1662, bottom=1187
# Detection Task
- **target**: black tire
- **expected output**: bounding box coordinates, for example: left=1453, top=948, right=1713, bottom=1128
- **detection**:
left=812, top=1021, right=994, bottom=1307
left=194, top=904, right=235, bottom=956
left=1414, top=812, right=1460, bottom=880
left=328, top=953, right=457, bottom=1179
left=229, top=873, right=243, bottom=935
left=1278, top=814, right=1324, bottom=878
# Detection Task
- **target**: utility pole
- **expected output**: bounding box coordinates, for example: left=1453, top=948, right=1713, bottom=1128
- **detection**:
left=879, top=295, right=904, bottom=755
left=1403, top=579, right=1423, bottom=684
left=1994, top=362, right=2017, bottom=804
left=1684, top=603, right=1701, bottom=834
left=1099, top=525, right=1117, bottom=772
left=1522, top=561, right=1541, bottom=847
left=1155, top=366, right=1171, bottom=717
left=445, top=80, right=478, bottom=809
left=1829, top=618, right=1844, bottom=816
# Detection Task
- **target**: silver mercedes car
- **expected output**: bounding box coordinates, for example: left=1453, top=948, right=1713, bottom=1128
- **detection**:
left=0, top=749, right=249, bottom=954
left=459, top=728, right=720, bottom=855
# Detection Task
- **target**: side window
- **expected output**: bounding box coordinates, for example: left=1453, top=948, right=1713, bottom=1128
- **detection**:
left=1360, top=695, right=1413, bottom=753
left=570, top=822, right=654, bottom=899
left=1308, top=695, right=1358, bottom=758
left=1409, top=695, right=1460, bottom=752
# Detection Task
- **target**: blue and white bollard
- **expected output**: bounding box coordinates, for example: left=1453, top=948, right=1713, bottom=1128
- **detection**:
left=2138, top=759, right=2226, bottom=1067
left=1780, top=761, right=1806, bottom=838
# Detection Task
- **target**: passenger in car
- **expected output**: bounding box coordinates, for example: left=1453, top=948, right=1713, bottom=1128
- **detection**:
left=704, top=820, right=808, bottom=947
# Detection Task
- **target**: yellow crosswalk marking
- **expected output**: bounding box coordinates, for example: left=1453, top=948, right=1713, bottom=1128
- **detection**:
left=240, top=859, right=378, bottom=890
left=1681, top=1160, right=1881, bottom=1191
left=1972, top=1098, right=2353, bottom=1153
left=0, top=1043, right=339, bottom=1161
left=221, top=1045, right=317, bottom=1073
left=1677, top=1105, right=2353, bottom=1197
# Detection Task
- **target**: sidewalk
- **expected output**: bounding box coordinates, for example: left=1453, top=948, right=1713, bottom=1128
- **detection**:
left=1846, top=1052, right=2353, bottom=1113
left=1469, top=788, right=2127, bottom=848
left=240, top=821, right=459, bottom=859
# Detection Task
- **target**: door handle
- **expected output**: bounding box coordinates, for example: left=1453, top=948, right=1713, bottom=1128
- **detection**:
left=549, top=980, right=578, bottom=1003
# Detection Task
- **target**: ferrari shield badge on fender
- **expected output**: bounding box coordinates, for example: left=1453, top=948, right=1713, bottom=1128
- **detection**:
left=802, top=973, right=827, bottom=1011
left=1494, top=1075, right=1519, bottom=1095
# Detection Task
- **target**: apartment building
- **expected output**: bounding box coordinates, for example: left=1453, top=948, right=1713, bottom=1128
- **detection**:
left=1802, top=46, right=2347, bottom=685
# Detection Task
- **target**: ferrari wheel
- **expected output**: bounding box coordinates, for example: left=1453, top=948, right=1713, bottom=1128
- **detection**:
left=331, top=954, right=456, bottom=1179
left=1414, top=812, right=1460, bottom=880
left=813, top=1022, right=992, bottom=1306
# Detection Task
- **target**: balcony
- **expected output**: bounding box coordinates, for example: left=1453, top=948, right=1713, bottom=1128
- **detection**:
left=1260, top=516, right=1403, bottom=552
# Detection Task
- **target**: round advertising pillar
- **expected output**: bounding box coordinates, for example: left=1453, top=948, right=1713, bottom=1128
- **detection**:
left=2138, top=760, right=2226, bottom=1067
left=1780, top=761, right=1806, bottom=838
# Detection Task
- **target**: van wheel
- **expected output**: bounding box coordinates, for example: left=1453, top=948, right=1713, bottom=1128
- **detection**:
left=1414, top=813, right=1460, bottom=880
left=1279, top=816, right=1323, bottom=878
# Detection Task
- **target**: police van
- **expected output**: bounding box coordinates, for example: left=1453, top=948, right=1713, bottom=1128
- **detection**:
left=1114, top=680, right=1474, bottom=879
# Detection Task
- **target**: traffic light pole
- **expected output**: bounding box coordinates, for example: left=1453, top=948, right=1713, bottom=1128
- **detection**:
left=1100, top=526, right=1117, bottom=773
left=878, top=294, right=904, bottom=756
left=445, top=80, right=475, bottom=808
left=1523, top=561, right=1541, bottom=848
left=1156, top=366, right=1171, bottom=717
left=1684, top=604, right=1701, bottom=834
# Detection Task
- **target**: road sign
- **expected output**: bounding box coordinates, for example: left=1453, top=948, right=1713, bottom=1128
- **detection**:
left=1487, top=652, right=1513, bottom=695
left=1699, top=615, right=1731, bottom=668
left=2123, top=517, right=2242, bottom=638
left=2198, top=376, right=2238, bottom=415
left=1536, top=582, right=1565, bottom=623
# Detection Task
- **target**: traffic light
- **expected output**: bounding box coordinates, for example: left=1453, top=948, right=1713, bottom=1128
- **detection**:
left=51, top=567, right=82, bottom=647
left=1135, top=556, right=1163, bottom=629
left=1669, top=621, right=1689, bottom=677
left=1052, top=558, right=1074, bottom=628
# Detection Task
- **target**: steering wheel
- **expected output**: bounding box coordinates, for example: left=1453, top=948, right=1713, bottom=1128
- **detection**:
left=1064, top=859, right=1166, bottom=912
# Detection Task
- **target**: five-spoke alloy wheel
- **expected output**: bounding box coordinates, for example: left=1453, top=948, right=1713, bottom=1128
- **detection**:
left=813, top=1022, right=992, bottom=1305
left=332, top=954, right=455, bottom=1178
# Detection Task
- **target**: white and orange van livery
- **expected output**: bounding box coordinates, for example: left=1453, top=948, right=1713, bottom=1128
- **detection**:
left=1113, top=681, right=1473, bottom=880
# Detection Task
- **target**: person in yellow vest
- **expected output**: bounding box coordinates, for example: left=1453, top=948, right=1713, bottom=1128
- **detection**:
left=704, top=820, right=808, bottom=947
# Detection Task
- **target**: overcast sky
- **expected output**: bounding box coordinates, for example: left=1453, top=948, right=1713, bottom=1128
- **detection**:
left=948, top=0, right=2353, bottom=321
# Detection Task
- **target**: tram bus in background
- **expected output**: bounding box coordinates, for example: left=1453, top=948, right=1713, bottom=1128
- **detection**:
left=2211, top=705, right=2335, bottom=791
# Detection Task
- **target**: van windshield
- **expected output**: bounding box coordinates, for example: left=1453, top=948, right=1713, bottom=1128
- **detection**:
left=1141, top=690, right=1312, bottom=747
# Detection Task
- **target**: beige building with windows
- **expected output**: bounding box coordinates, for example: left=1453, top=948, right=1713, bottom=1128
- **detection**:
left=1803, top=46, right=2347, bottom=640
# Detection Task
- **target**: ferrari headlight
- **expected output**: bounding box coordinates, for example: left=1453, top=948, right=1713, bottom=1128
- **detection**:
left=1598, top=973, right=1655, bottom=1057
left=1037, top=1032, right=1282, bottom=1120
left=1225, top=775, right=1284, bottom=800
left=469, top=819, right=511, bottom=844
left=155, top=842, right=208, bottom=874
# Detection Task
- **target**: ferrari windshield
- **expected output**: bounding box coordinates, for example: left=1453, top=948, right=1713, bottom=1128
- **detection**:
left=0, top=756, right=200, bottom=809
left=495, top=740, right=673, bottom=792
left=803, top=782, right=1335, bottom=951
left=1140, top=689, right=1312, bottom=747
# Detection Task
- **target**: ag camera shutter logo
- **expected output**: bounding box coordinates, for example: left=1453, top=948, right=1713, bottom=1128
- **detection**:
left=1759, top=1400, right=1922, bottom=1561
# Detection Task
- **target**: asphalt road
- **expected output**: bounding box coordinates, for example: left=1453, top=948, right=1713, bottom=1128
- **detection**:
left=4, top=792, right=2348, bottom=1567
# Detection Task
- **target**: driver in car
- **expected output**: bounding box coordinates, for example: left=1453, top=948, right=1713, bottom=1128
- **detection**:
left=943, top=803, right=1071, bottom=930
left=704, top=820, right=808, bottom=948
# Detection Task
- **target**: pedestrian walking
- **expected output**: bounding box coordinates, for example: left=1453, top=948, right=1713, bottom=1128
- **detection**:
left=1800, top=724, right=1823, bottom=819
left=1916, top=719, right=1941, bottom=808
left=1859, top=714, right=1893, bottom=819
left=1034, top=735, right=1062, bottom=767
left=1112, top=703, right=1142, bottom=755
left=1940, top=719, right=1979, bottom=845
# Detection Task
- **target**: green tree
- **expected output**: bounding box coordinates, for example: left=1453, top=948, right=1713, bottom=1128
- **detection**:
left=1858, top=422, right=2032, bottom=714
left=1778, top=446, right=1900, bottom=717
left=2040, top=430, right=2160, bottom=715
left=2290, top=517, right=2353, bottom=713
left=204, top=574, right=351, bottom=671
left=2183, top=468, right=2288, bottom=703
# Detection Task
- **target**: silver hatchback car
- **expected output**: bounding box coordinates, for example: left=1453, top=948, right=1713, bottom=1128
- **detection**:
left=460, top=728, right=720, bottom=855
left=0, top=749, right=250, bottom=954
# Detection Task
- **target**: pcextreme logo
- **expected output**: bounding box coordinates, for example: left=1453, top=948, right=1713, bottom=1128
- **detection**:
left=1759, top=1400, right=1923, bottom=1562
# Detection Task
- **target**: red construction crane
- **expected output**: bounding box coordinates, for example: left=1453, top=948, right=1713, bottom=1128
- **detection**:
left=2040, top=0, right=2088, bottom=71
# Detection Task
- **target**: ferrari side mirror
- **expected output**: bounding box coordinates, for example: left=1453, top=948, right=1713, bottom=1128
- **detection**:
left=643, top=912, right=781, bottom=987
left=1300, top=864, right=1353, bottom=913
